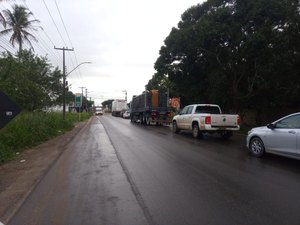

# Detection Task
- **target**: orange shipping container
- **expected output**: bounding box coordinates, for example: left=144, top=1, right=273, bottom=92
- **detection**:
left=151, top=90, right=158, bottom=108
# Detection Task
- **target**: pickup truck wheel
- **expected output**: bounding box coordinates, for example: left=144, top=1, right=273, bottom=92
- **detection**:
left=173, top=121, right=180, bottom=133
left=192, top=124, right=202, bottom=139
left=249, top=137, right=265, bottom=157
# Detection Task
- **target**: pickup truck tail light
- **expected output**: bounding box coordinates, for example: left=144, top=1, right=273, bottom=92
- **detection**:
left=205, top=116, right=211, bottom=124
left=237, top=116, right=241, bottom=125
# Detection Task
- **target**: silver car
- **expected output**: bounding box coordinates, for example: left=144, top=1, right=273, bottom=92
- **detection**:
left=246, top=112, right=300, bottom=160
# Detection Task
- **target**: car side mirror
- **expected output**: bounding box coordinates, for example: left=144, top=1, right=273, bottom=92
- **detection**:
left=267, top=123, right=275, bottom=129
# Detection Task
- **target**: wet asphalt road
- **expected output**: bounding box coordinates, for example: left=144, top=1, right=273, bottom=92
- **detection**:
left=9, top=115, right=300, bottom=225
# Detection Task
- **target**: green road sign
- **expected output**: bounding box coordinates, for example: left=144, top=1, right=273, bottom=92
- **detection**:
left=75, top=94, right=81, bottom=107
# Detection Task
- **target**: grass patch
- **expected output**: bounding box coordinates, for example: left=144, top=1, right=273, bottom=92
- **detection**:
left=0, top=111, right=91, bottom=164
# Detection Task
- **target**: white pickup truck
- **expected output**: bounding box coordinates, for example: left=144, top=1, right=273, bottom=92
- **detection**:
left=172, top=104, right=240, bottom=139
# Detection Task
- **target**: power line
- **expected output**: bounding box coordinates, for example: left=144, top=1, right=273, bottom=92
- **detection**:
left=24, top=1, right=62, bottom=65
left=42, top=0, right=68, bottom=47
left=54, top=0, right=73, bottom=48
left=53, top=0, right=87, bottom=88
left=0, top=36, right=16, bottom=53
left=40, top=0, right=85, bottom=87
left=43, top=0, right=78, bottom=75
left=0, top=44, right=14, bottom=54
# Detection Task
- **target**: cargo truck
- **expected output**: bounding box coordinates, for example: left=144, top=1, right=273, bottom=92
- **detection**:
left=130, top=90, right=175, bottom=125
left=112, top=99, right=128, bottom=117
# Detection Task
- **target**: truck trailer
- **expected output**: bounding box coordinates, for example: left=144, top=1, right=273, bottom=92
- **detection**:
left=112, top=99, right=128, bottom=117
left=130, top=90, right=175, bottom=125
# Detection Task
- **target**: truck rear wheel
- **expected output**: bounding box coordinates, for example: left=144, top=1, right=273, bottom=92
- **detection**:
left=192, top=124, right=202, bottom=139
left=173, top=121, right=180, bottom=133
left=146, top=116, right=151, bottom=125
left=141, top=114, right=145, bottom=124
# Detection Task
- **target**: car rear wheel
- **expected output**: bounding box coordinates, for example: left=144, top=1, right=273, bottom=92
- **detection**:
left=249, top=137, right=265, bottom=157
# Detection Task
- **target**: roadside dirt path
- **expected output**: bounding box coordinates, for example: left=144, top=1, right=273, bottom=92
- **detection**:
left=0, top=121, right=88, bottom=224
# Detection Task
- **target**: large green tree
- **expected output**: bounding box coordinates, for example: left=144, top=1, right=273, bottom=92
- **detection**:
left=0, top=50, right=64, bottom=111
left=149, top=0, right=300, bottom=113
left=0, top=4, right=40, bottom=52
left=102, top=99, right=113, bottom=111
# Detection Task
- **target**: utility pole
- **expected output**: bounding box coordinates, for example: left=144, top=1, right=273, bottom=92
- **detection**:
left=122, top=90, right=127, bottom=102
left=85, top=88, right=88, bottom=111
left=54, top=46, right=74, bottom=120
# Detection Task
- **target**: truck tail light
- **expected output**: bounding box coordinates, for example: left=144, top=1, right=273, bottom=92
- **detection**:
left=205, top=116, right=211, bottom=124
left=237, top=116, right=240, bottom=125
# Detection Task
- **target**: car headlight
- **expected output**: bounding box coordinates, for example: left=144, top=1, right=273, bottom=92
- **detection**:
left=247, top=129, right=253, bottom=135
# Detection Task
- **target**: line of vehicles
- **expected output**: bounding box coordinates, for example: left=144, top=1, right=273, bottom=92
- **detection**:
left=102, top=90, right=300, bottom=161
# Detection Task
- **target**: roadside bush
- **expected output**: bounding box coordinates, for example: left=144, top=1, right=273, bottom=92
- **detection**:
left=0, top=111, right=91, bottom=164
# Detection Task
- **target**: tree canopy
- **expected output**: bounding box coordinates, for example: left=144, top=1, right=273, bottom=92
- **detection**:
left=147, top=0, right=300, bottom=113
left=102, top=99, right=114, bottom=111
left=0, top=50, right=68, bottom=111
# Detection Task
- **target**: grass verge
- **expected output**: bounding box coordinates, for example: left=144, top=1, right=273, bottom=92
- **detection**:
left=0, top=112, right=91, bottom=164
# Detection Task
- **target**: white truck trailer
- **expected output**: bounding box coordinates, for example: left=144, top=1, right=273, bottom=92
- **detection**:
left=112, top=99, right=128, bottom=117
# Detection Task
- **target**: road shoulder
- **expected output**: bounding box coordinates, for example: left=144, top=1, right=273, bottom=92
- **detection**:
left=0, top=121, right=88, bottom=224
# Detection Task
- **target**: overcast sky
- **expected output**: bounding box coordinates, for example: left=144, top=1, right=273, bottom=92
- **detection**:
left=2, top=0, right=204, bottom=105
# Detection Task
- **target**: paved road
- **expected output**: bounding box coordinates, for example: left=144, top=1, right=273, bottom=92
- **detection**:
left=9, top=115, right=300, bottom=225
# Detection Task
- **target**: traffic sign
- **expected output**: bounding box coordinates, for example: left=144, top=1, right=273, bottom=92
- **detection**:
left=0, top=91, right=21, bottom=129
left=75, top=93, right=81, bottom=107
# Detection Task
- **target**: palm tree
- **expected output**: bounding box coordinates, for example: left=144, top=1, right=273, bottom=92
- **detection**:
left=0, top=13, right=5, bottom=28
left=0, top=4, right=40, bottom=52
left=0, top=0, right=8, bottom=27
left=1, top=1, right=18, bottom=29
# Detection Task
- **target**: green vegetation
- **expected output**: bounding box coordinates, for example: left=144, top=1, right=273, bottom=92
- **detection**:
left=147, top=0, right=300, bottom=123
left=0, top=50, right=67, bottom=110
left=0, top=112, right=91, bottom=164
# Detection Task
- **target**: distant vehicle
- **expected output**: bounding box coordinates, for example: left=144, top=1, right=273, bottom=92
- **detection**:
left=247, top=112, right=300, bottom=160
left=130, top=90, right=175, bottom=125
left=172, top=104, right=240, bottom=139
left=112, top=99, right=128, bottom=117
left=123, top=110, right=130, bottom=119
left=95, top=107, right=103, bottom=115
